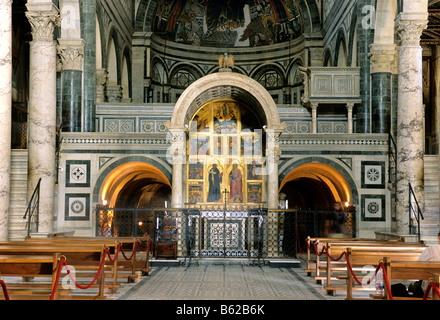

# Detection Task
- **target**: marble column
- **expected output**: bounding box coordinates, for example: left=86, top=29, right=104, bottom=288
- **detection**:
left=395, top=16, right=428, bottom=235
left=310, top=103, right=318, bottom=134
left=0, top=0, right=12, bottom=241
left=356, top=0, right=374, bottom=133
left=370, top=47, right=395, bottom=134
left=168, top=127, right=187, bottom=209
left=81, top=0, right=96, bottom=132
left=96, top=68, right=108, bottom=103
left=58, top=38, right=84, bottom=132
left=26, top=2, right=60, bottom=234
left=346, top=103, right=354, bottom=134
left=266, top=129, right=282, bottom=258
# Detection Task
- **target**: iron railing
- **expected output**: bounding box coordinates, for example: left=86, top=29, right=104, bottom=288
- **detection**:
left=95, top=206, right=356, bottom=262
left=409, top=183, right=424, bottom=241
left=23, top=178, right=41, bottom=237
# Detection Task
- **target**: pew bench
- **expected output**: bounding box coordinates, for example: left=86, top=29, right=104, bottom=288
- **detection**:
left=0, top=243, right=107, bottom=300
left=304, top=237, right=407, bottom=277
left=380, top=259, right=440, bottom=300
left=0, top=253, right=67, bottom=300
left=322, top=246, right=426, bottom=297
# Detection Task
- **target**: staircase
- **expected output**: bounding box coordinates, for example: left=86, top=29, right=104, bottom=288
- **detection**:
left=8, top=149, right=28, bottom=241
left=422, top=155, right=440, bottom=245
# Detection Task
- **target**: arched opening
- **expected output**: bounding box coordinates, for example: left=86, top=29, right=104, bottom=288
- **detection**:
left=100, top=161, right=171, bottom=208
left=97, top=162, right=171, bottom=237
left=280, top=162, right=352, bottom=210
left=280, top=162, right=355, bottom=250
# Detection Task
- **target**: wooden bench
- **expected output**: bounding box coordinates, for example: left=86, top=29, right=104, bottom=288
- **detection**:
left=24, top=238, right=123, bottom=292
left=380, top=259, right=440, bottom=300
left=322, top=245, right=426, bottom=297
left=0, top=253, right=65, bottom=300
left=29, top=236, right=153, bottom=277
left=0, top=243, right=107, bottom=300
left=305, top=237, right=406, bottom=277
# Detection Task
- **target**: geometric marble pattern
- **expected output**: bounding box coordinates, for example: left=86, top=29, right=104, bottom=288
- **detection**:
left=117, top=264, right=347, bottom=301
left=66, top=160, right=90, bottom=188
left=361, top=194, right=386, bottom=221
left=361, top=161, right=385, bottom=189
left=65, top=193, right=90, bottom=221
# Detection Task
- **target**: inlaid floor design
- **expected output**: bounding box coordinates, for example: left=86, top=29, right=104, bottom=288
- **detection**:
left=116, top=263, right=346, bottom=300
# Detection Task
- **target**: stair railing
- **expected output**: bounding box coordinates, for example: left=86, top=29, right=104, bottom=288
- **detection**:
left=388, top=133, right=397, bottom=184
left=408, top=183, right=424, bottom=242
left=23, top=178, right=41, bottom=237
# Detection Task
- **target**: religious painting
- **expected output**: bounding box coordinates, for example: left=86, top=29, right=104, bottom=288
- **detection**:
left=188, top=182, right=203, bottom=204
left=207, top=164, right=223, bottom=203
left=247, top=163, right=262, bottom=181
left=247, top=183, right=263, bottom=203
left=228, top=136, right=238, bottom=156
left=189, top=136, right=210, bottom=156
left=152, top=0, right=303, bottom=48
left=188, top=162, right=203, bottom=180
left=187, top=99, right=265, bottom=209
left=213, top=103, right=238, bottom=134
left=228, top=163, right=243, bottom=203
left=241, top=135, right=262, bottom=156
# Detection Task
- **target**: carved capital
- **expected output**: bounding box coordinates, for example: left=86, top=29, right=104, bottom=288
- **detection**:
left=57, top=39, right=84, bottom=71
left=26, top=10, right=60, bottom=42
left=397, top=19, right=428, bottom=46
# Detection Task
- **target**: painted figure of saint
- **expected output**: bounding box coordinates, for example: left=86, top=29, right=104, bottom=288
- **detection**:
left=207, top=164, right=223, bottom=202
left=229, top=164, right=243, bottom=202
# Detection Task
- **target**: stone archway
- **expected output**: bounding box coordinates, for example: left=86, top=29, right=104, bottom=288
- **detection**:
left=167, top=72, right=285, bottom=209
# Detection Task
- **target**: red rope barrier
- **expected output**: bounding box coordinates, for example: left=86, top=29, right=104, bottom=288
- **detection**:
left=0, top=279, right=10, bottom=300
left=423, top=282, right=440, bottom=300
left=50, top=247, right=109, bottom=300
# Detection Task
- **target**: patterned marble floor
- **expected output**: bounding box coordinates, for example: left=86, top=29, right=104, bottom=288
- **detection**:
left=115, top=262, right=346, bottom=301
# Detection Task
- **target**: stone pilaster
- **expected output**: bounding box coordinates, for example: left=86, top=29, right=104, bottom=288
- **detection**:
left=58, top=38, right=84, bottom=132
left=310, top=103, right=318, bottom=134
left=0, top=0, right=12, bottom=241
left=26, top=2, right=60, bottom=234
left=395, top=16, right=428, bottom=235
left=346, top=103, right=354, bottom=134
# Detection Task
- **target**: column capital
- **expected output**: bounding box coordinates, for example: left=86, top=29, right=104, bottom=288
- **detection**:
left=397, top=19, right=428, bottom=47
left=369, top=45, right=398, bottom=74
left=57, top=38, right=85, bottom=71
left=25, top=6, right=60, bottom=42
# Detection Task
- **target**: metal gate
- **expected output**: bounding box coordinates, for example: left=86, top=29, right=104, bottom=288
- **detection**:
left=179, top=208, right=267, bottom=259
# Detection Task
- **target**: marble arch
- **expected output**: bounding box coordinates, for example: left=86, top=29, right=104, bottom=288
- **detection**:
left=169, top=72, right=284, bottom=131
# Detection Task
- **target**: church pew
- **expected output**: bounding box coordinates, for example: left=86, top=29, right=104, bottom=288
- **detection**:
left=322, top=245, right=426, bottom=296
left=29, top=235, right=152, bottom=277
left=0, top=243, right=107, bottom=299
left=24, top=238, right=123, bottom=292
left=305, top=237, right=406, bottom=277
left=380, top=259, right=440, bottom=300
left=0, top=253, right=68, bottom=300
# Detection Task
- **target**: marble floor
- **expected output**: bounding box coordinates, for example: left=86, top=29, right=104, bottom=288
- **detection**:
left=113, top=257, right=349, bottom=301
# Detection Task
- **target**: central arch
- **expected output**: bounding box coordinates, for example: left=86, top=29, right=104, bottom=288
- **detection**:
left=170, top=72, right=284, bottom=131
left=168, top=72, right=285, bottom=209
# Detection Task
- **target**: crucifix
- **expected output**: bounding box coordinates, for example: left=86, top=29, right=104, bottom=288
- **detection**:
left=222, top=188, right=229, bottom=211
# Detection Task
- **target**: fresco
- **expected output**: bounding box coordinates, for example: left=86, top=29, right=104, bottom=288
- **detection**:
left=152, top=0, right=303, bottom=47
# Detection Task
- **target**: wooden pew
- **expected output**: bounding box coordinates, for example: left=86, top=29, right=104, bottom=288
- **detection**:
left=322, top=245, right=426, bottom=297
left=381, top=259, right=440, bottom=300
left=305, top=237, right=405, bottom=277
left=29, top=236, right=152, bottom=277
left=0, top=253, right=65, bottom=300
left=24, top=238, right=122, bottom=292
left=0, top=243, right=107, bottom=300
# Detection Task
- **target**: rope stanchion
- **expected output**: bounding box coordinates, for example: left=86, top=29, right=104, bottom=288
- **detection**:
left=0, top=279, right=10, bottom=300
left=50, top=247, right=109, bottom=300
left=423, top=282, right=440, bottom=300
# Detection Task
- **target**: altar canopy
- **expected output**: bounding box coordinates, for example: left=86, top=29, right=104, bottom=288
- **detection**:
left=186, top=99, right=265, bottom=210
